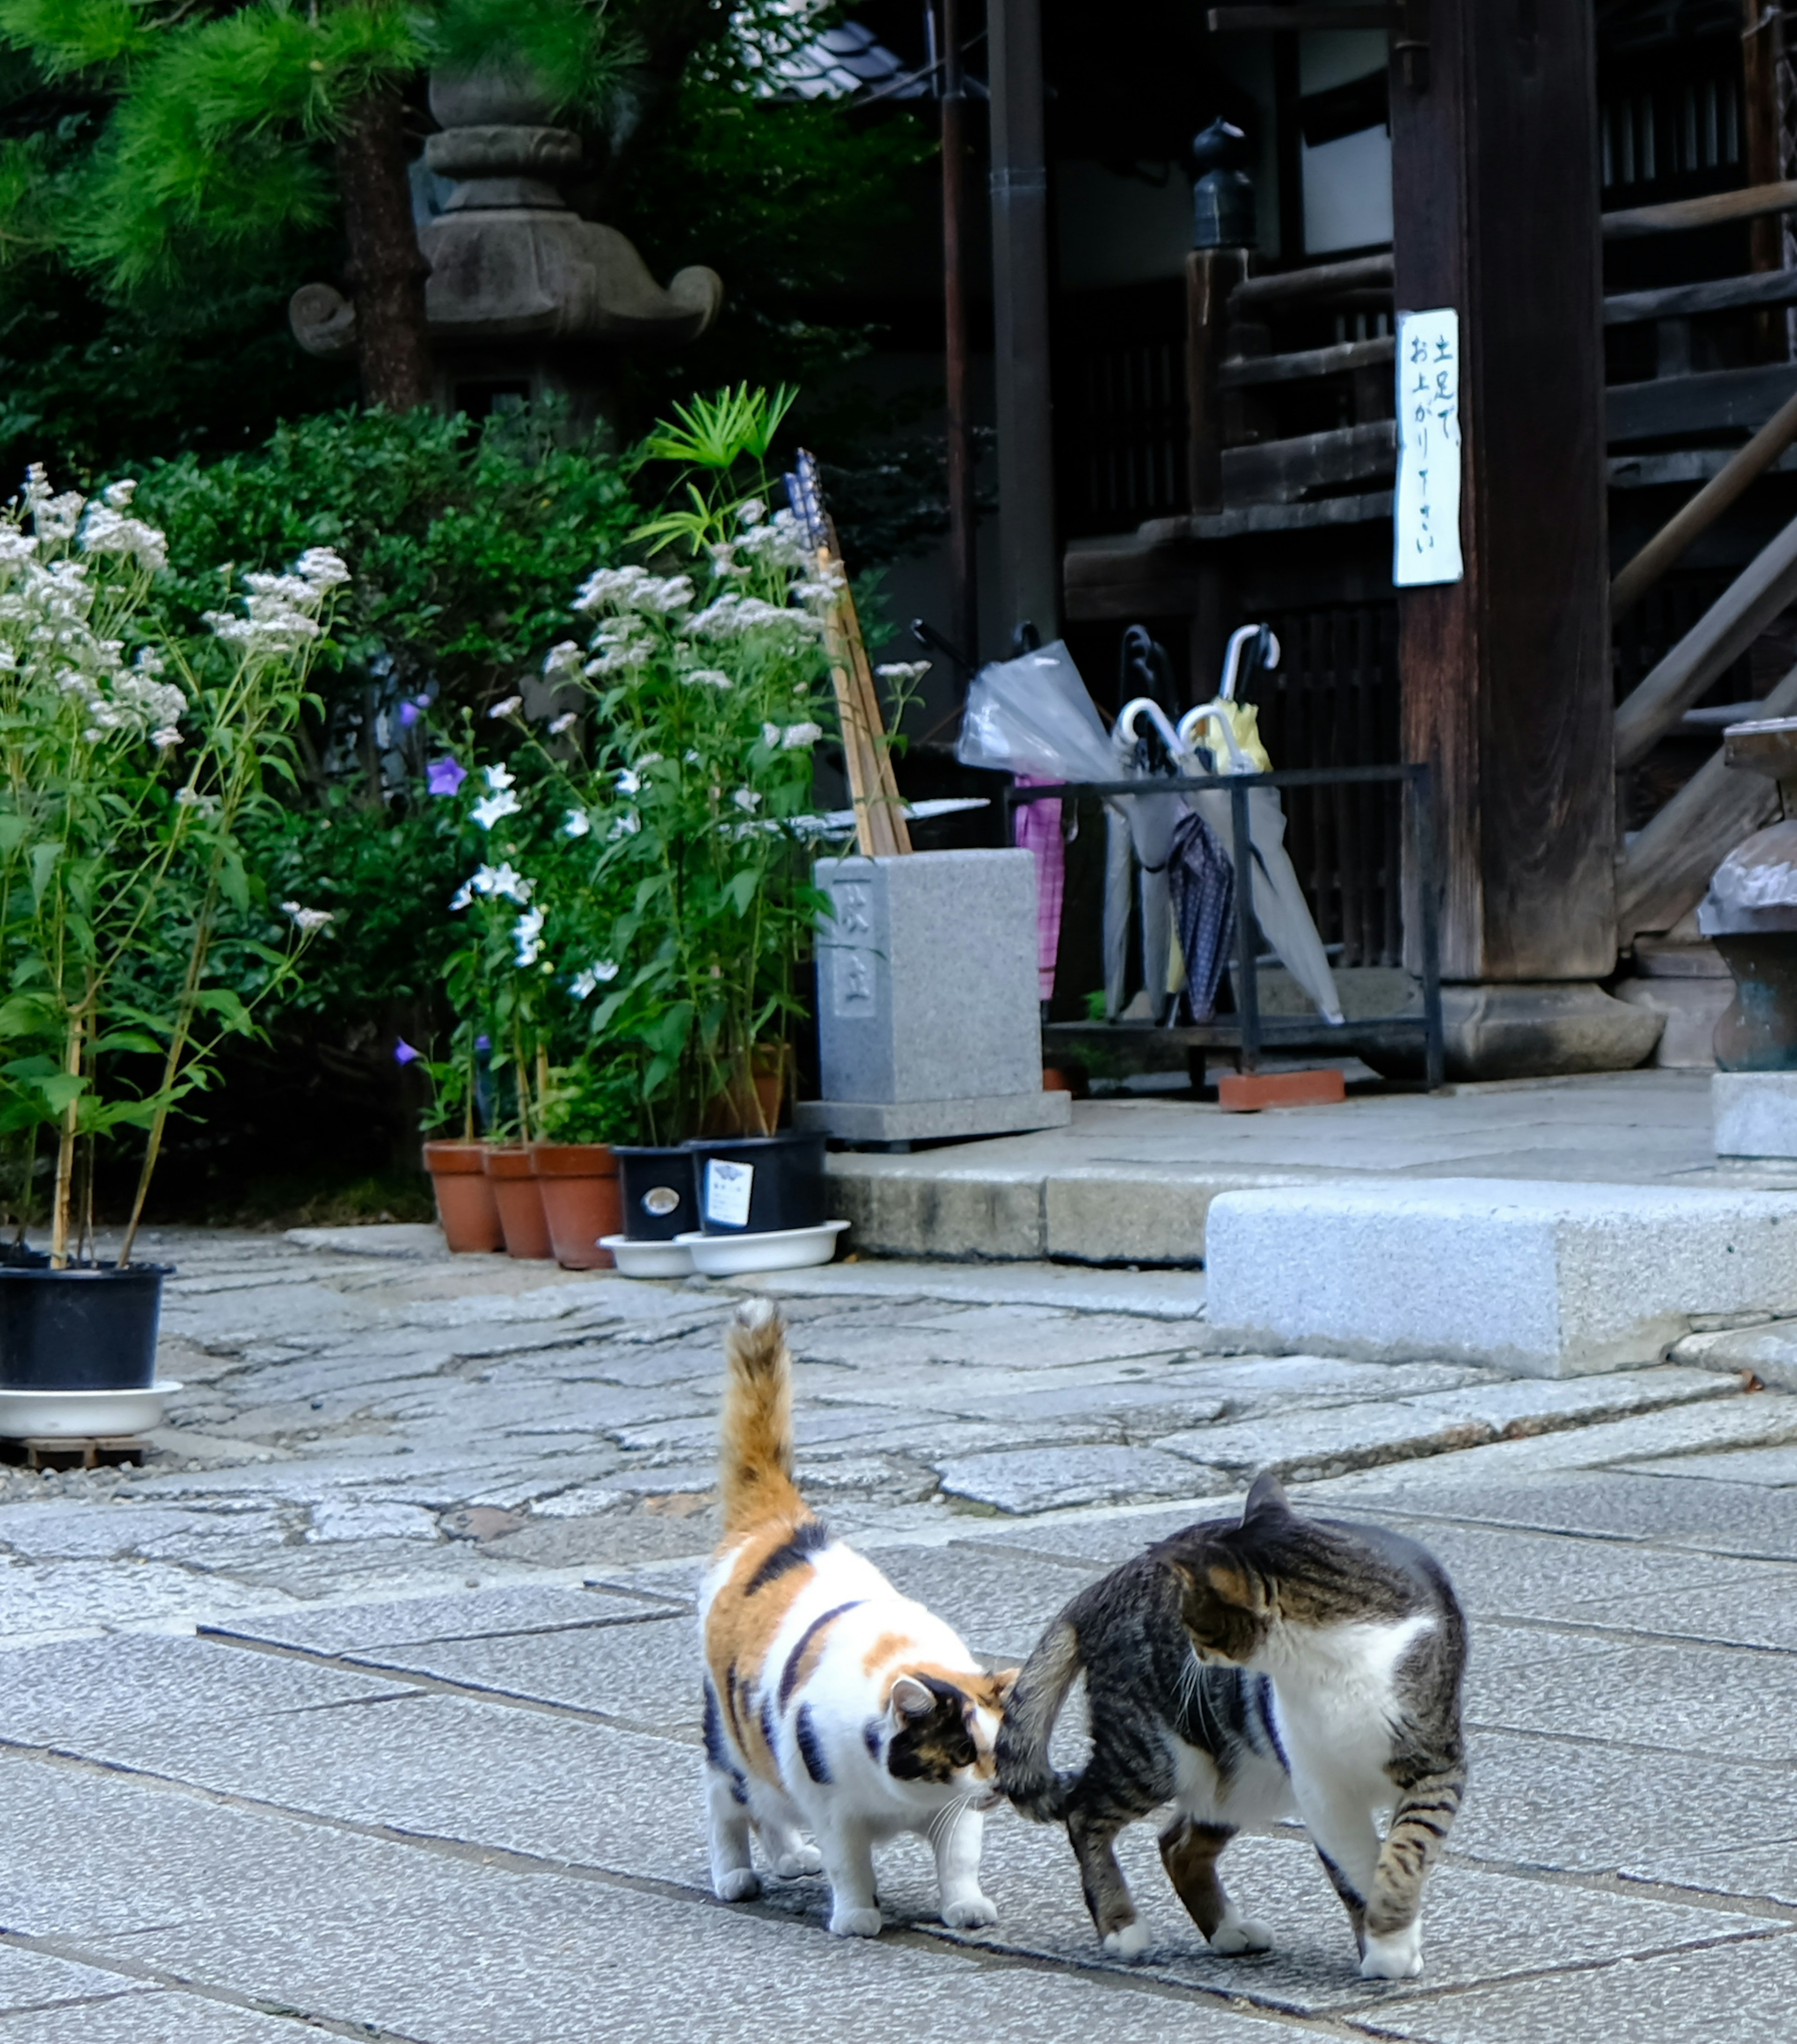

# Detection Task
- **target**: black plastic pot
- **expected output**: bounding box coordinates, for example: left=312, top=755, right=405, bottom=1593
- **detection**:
left=686, top=1132, right=827, bottom=1235
left=613, top=1146, right=699, bottom=1242
left=0, top=1262, right=170, bottom=1390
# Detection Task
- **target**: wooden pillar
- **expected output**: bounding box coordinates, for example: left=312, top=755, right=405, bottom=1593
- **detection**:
left=988, top=0, right=1059, bottom=643
left=1390, top=0, right=1614, bottom=982
left=1743, top=0, right=1789, bottom=360
left=1185, top=249, right=1250, bottom=514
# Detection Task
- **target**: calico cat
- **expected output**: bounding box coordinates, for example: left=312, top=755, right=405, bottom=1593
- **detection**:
left=699, top=1299, right=1015, bottom=1937
left=997, top=1474, right=1465, bottom=1979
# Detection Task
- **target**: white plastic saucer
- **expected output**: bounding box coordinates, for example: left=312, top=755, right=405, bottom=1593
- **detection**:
left=0, top=1381, right=181, bottom=1440
left=599, top=1235, right=696, bottom=1278
left=675, top=1221, right=849, bottom=1277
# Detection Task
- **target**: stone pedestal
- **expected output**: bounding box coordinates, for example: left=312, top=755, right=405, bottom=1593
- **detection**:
left=1714, top=1071, right=1797, bottom=1158
left=1441, top=984, right=1663, bottom=1080
left=1614, top=943, right=1734, bottom=1070
left=796, top=850, right=1071, bottom=1145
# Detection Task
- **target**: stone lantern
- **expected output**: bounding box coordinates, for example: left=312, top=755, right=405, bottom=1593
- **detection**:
left=291, top=69, right=723, bottom=426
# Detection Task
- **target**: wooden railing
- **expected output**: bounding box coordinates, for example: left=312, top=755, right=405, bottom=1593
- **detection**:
left=1181, top=176, right=1797, bottom=945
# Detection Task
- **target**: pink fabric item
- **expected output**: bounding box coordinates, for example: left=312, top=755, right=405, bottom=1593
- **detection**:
left=1014, top=774, right=1065, bottom=1000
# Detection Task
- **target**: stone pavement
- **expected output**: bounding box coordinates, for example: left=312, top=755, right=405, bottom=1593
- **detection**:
left=829, top=1070, right=1797, bottom=1264
left=1, top=1227, right=1796, bottom=2040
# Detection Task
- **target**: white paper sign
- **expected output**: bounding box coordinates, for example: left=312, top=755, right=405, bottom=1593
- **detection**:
left=705, top=1160, right=754, bottom=1228
left=1393, top=307, right=1464, bottom=588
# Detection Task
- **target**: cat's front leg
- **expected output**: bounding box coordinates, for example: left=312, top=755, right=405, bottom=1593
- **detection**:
left=932, top=1802, right=998, bottom=1929
left=706, top=1765, right=760, bottom=1903
left=1294, top=1783, right=1382, bottom=1971
left=816, top=1816, right=883, bottom=1937
left=1359, top=1770, right=1461, bottom=1980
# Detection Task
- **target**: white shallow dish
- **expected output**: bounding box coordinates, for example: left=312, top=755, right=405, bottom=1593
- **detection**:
left=675, top=1221, right=849, bottom=1277
left=599, top=1235, right=696, bottom=1279
left=0, top=1380, right=181, bottom=1440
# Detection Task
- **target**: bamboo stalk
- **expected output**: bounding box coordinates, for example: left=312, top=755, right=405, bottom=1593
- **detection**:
left=49, top=1012, right=81, bottom=1270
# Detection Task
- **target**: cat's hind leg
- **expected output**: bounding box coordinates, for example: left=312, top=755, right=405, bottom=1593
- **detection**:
left=814, top=1814, right=883, bottom=1938
left=756, top=1811, right=824, bottom=1881
left=931, top=1801, right=998, bottom=1929
left=1159, top=1818, right=1272, bottom=1954
left=1068, top=1806, right=1150, bottom=1957
left=705, top=1762, right=760, bottom=1903
left=1359, top=1769, right=1463, bottom=1981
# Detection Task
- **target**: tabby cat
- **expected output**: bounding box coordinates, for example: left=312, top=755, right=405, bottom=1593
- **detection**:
left=699, top=1300, right=1015, bottom=1936
left=997, top=1474, right=1465, bottom=1979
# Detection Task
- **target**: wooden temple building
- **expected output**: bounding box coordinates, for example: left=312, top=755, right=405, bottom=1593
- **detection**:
left=955, top=0, right=1797, bottom=1075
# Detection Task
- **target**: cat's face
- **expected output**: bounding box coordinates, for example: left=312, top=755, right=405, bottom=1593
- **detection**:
left=884, top=1669, right=1016, bottom=1804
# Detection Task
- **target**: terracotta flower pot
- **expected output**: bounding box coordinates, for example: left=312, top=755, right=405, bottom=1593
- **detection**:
left=529, top=1143, right=621, bottom=1270
left=482, top=1145, right=554, bottom=1260
left=422, top=1140, right=504, bottom=1254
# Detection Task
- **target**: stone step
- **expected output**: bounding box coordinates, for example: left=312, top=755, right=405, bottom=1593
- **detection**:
left=1156, top=1367, right=1740, bottom=1485
left=1205, top=1177, right=1797, bottom=1377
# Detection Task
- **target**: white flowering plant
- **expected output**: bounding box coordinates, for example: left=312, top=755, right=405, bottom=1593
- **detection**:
left=0, top=470, right=342, bottom=1265
left=412, top=386, right=846, bottom=1146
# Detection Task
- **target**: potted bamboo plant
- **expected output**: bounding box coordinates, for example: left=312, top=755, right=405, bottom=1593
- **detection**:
left=0, top=470, right=340, bottom=1390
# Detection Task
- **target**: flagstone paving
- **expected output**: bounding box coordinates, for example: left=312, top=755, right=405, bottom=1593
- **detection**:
left=0, top=1226, right=1793, bottom=2040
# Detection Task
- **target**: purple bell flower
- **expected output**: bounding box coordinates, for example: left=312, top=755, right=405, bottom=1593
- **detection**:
left=426, top=758, right=467, bottom=797
left=394, top=1038, right=421, bottom=1065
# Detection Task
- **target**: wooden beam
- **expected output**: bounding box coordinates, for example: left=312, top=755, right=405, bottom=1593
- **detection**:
left=1605, top=269, right=1797, bottom=326
left=1222, top=420, right=1395, bottom=503
left=1601, top=178, right=1797, bottom=240
left=1607, top=363, right=1797, bottom=443
left=1208, top=5, right=1393, bottom=26
left=1616, top=663, right=1797, bottom=942
left=1612, top=385, right=1797, bottom=621
left=1219, top=335, right=1395, bottom=387
left=1231, top=253, right=1394, bottom=311
left=1614, top=514, right=1797, bottom=770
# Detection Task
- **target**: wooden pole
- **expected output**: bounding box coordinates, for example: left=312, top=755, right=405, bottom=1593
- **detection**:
left=940, top=0, right=978, bottom=672
left=987, top=0, right=1058, bottom=643
left=1743, top=1, right=1788, bottom=359
left=1390, top=0, right=1614, bottom=982
left=1186, top=249, right=1250, bottom=513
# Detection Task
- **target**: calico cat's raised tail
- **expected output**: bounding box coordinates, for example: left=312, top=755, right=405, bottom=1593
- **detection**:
left=700, top=1300, right=1015, bottom=1937
left=997, top=1474, right=1465, bottom=1980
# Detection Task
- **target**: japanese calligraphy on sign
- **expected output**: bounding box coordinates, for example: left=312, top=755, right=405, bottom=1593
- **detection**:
left=827, top=879, right=878, bottom=1018
left=1393, top=307, right=1464, bottom=588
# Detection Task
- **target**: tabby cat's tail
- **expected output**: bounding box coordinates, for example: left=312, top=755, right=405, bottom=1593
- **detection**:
left=995, top=1617, right=1083, bottom=1822
left=720, top=1299, right=808, bottom=1534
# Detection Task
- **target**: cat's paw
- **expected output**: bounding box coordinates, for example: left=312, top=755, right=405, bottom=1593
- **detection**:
left=774, top=1846, right=823, bottom=1879
left=829, top=1905, right=884, bottom=1939
left=1210, top=1916, right=1274, bottom=1955
left=1359, top=1923, right=1424, bottom=1980
left=1102, top=1920, right=1152, bottom=1960
left=715, top=1869, right=761, bottom=1903
left=942, top=1894, right=999, bottom=1930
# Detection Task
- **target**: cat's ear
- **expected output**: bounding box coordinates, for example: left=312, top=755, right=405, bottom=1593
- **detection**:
left=891, top=1675, right=936, bottom=1721
left=1205, top=1559, right=1269, bottom=1613
left=1242, top=1472, right=1290, bottom=1524
left=987, top=1666, right=1021, bottom=1706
